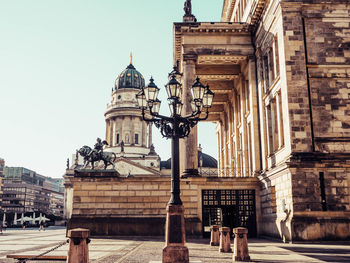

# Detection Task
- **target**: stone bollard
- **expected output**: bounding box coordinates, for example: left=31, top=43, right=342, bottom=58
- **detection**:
left=219, top=227, right=232, bottom=253
left=210, top=225, right=220, bottom=246
left=67, top=228, right=90, bottom=263
left=233, top=227, right=250, bottom=262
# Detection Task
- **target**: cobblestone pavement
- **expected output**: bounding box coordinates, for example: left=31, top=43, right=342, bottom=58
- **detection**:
left=0, top=227, right=349, bottom=263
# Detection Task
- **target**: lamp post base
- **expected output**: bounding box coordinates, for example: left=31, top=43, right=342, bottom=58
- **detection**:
left=162, top=246, right=189, bottom=263
left=162, top=204, right=189, bottom=263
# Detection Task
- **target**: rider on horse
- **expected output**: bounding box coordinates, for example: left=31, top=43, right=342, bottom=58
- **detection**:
left=94, top=138, right=108, bottom=159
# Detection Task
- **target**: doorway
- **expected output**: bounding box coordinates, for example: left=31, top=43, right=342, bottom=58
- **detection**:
left=202, top=189, right=257, bottom=237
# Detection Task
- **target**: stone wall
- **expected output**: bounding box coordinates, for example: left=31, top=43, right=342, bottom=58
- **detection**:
left=303, top=4, right=350, bottom=153
left=65, top=170, right=260, bottom=236
left=258, top=159, right=350, bottom=241
left=281, top=2, right=313, bottom=153
left=254, top=1, right=350, bottom=241
left=289, top=159, right=350, bottom=240
left=259, top=165, right=293, bottom=241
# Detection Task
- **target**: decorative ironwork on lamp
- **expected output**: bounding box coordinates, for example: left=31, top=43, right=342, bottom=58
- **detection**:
left=136, top=64, right=214, bottom=204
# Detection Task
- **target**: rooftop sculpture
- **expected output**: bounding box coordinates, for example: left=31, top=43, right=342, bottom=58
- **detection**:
left=77, top=138, right=116, bottom=169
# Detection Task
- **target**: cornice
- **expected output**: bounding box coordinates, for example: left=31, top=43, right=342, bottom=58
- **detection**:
left=221, top=0, right=236, bottom=22
left=174, top=22, right=251, bottom=65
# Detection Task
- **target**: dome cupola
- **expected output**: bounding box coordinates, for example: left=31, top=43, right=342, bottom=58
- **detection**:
left=115, top=56, right=145, bottom=90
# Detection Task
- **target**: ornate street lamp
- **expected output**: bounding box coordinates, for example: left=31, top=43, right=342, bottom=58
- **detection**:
left=136, top=64, right=214, bottom=262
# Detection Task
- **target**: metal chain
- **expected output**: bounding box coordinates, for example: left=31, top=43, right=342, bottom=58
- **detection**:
left=18, top=239, right=69, bottom=263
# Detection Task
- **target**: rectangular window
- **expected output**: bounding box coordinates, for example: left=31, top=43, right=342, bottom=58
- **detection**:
left=135, top=134, right=139, bottom=144
left=267, top=93, right=284, bottom=155
left=277, top=91, right=284, bottom=148
left=268, top=48, right=275, bottom=85
left=274, top=35, right=280, bottom=77
left=116, top=134, right=119, bottom=144
left=266, top=104, right=273, bottom=155
left=272, top=98, right=278, bottom=152
left=263, top=55, right=269, bottom=92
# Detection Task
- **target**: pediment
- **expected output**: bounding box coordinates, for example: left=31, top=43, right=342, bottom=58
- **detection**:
left=114, top=158, right=161, bottom=177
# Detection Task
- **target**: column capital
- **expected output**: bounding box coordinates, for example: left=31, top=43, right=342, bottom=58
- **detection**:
left=182, top=53, right=197, bottom=63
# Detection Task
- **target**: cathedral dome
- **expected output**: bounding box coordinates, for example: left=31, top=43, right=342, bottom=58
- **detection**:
left=115, top=64, right=145, bottom=90
left=160, top=151, right=217, bottom=170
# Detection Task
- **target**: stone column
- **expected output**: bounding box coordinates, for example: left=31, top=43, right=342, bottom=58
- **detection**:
left=248, top=57, right=261, bottom=173
left=130, top=116, right=134, bottom=144
left=67, top=228, right=90, bottom=263
left=141, top=118, right=146, bottom=146
left=241, top=77, right=249, bottom=177
left=109, top=119, right=113, bottom=146
left=105, top=120, right=110, bottom=145
left=119, top=117, right=123, bottom=145
left=180, top=54, right=199, bottom=177
left=112, top=118, right=116, bottom=146
left=148, top=123, right=152, bottom=148
left=217, top=122, right=222, bottom=176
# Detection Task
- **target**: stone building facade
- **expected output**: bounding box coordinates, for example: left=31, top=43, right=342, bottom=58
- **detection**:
left=0, top=158, right=4, bottom=212
left=66, top=0, right=350, bottom=241
left=175, top=0, right=350, bottom=241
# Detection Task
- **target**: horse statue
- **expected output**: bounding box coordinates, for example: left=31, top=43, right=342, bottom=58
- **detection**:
left=77, top=145, right=116, bottom=169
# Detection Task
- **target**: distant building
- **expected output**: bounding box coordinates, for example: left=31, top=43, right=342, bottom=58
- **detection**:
left=48, top=191, right=64, bottom=217
left=0, top=158, right=4, bottom=212
left=2, top=167, right=63, bottom=217
left=2, top=182, right=50, bottom=214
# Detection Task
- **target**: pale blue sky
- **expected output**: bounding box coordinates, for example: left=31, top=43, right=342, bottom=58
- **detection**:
left=0, top=0, right=222, bottom=178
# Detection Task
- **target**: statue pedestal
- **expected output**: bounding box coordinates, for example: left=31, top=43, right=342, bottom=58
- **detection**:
left=183, top=15, right=197, bottom=23
left=162, top=204, right=189, bottom=263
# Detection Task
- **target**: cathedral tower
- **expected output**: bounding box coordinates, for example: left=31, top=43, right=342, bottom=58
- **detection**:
left=104, top=59, right=160, bottom=171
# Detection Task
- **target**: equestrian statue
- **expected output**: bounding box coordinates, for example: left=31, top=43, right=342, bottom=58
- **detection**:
left=77, top=138, right=116, bottom=169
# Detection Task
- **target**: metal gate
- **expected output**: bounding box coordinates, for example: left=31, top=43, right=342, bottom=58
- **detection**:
left=202, top=189, right=257, bottom=237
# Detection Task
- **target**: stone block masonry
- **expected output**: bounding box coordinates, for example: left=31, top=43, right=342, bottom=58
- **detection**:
left=65, top=170, right=259, bottom=236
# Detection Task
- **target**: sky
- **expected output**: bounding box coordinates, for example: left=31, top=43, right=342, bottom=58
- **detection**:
left=0, top=0, right=222, bottom=178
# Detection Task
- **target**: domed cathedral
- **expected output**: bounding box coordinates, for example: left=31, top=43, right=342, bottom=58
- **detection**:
left=104, top=57, right=161, bottom=176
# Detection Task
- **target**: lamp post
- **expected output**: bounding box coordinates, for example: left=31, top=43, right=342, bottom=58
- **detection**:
left=136, top=64, right=214, bottom=263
